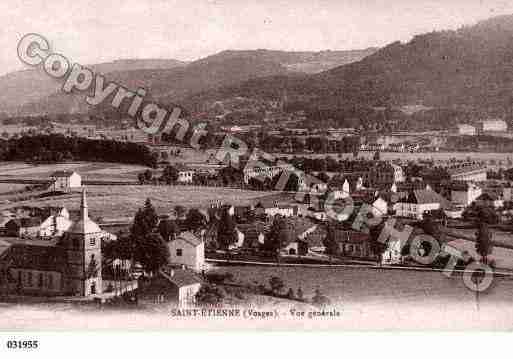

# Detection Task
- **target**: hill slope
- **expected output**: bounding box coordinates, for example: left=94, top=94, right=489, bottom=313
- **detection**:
left=188, top=15, right=513, bottom=116
left=9, top=48, right=377, bottom=116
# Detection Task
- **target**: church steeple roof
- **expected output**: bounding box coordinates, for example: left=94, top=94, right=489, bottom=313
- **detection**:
left=68, top=188, right=101, bottom=234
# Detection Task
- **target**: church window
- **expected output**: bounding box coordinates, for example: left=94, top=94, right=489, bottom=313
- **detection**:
left=176, top=249, right=183, bottom=256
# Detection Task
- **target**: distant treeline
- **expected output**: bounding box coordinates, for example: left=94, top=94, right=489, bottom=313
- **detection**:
left=0, top=134, right=157, bottom=167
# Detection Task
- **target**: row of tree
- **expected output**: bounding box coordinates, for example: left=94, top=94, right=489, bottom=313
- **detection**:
left=0, top=134, right=158, bottom=167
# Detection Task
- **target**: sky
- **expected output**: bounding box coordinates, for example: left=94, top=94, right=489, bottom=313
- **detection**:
left=1, top=0, right=513, bottom=76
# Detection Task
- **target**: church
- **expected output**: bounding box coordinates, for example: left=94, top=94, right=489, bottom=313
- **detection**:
left=0, top=189, right=110, bottom=297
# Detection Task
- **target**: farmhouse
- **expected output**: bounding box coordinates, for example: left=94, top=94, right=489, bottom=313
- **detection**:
left=50, top=171, right=82, bottom=191
left=394, top=189, right=450, bottom=220
left=143, top=266, right=202, bottom=306
left=168, top=231, right=205, bottom=272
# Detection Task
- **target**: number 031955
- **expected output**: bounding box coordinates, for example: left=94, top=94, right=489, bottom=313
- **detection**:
left=6, top=340, right=39, bottom=350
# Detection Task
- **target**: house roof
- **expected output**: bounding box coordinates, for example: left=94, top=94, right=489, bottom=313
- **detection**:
left=6, top=217, right=41, bottom=228
left=404, top=189, right=450, bottom=207
left=177, top=231, right=202, bottom=247
left=159, top=266, right=202, bottom=287
left=447, top=165, right=486, bottom=177
left=476, top=192, right=500, bottom=201
left=51, top=170, right=77, bottom=177
left=174, top=163, right=192, bottom=172
left=1, top=242, right=67, bottom=272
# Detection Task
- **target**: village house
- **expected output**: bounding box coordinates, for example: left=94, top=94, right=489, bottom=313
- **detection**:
left=371, top=196, right=389, bottom=217
left=450, top=182, right=482, bottom=207
left=144, top=266, right=202, bottom=306
left=175, top=164, right=195, bottom=183
left=168, top=231, right=205, bottom=272
left=39, top=207, right=73, bottom=238
left=4, top=218, right=41, bottom=238
left=394, top=189, right=451, bottom=220
left=50, top=171, right=82, bottom=191
left=321, top=228, right=376, bottom=261
left=381, top=237, right=403, bottom=265
left=448, top=164, right=487, bottom=182
left=234, top=222, right=267, bottom=250
left=282, top=240, right=309, bottom=256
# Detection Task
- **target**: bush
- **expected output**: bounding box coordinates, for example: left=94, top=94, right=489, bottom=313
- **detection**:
left=195, top=284, right=226, bottom=305
left=312, top=288, right=331, bottom=307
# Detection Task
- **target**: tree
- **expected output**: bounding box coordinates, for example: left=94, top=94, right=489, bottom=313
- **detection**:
left=174, top=205, right=187, bottom=219
left=476, top=221, right=493, bottom=264
left=266, top=216, right=292, bottom=254
left=216, top=208, right=237, bottom=249
left=158, top=219, right=179, bottom=242
left=369, top=223, right=388, bottom=265
left=130, top=198, right=159, bottom=238
left=161, top=165, right=179, bottom=184
left=195, top=284, right=225, bottom=305
left=296, top=287, right=304, bottom=300
left=134, top=233, right=170, bottom=275
left=269, top=276, right=285, bottom=295
left=323, top=222, right=339, bottom=258
left=185, top=208, right=207, bottom=231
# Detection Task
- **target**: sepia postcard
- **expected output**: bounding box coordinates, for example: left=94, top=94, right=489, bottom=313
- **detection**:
left=4, top=0, right=513, bottom=339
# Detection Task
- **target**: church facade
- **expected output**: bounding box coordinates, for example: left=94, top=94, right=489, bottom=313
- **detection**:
left=0, top=190, right=108, bottom=297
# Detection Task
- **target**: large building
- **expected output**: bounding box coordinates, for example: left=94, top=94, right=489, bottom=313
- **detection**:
left=0, top=190, right=112, bottom=297
left=482, top=119, right=507, bottom=132
left=394, top=189, right=450, bottom=220
left=448, top=164, right=487, bottom=182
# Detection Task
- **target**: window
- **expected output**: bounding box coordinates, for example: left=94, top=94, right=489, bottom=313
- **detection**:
left=47, top=274, right=53, bottom=289
left=38, top=273, right=43, bottom=288
left=27, top=272, right=33, bottom=286
left=90, top=237, right=96, bottom=246
left=176, top=249, right=183, bottom=256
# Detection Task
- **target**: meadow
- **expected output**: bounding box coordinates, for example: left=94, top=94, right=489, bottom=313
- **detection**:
left=0, top=161, right=149, bottom=182
left=0, top=185, right=277, bottom=218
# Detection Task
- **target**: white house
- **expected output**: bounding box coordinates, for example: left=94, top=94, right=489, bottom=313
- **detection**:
left=382, top=237, right=403, bottom=265
left=394, top=189, right=450, bottom=220
left=451, top=183, right=482, bottom=207
left=175, top=164, right=195, bottom=183
left=457, top=124, right=477, bottom=136
left=156, top=266, right=202, bottom=306
left=168, top=231, right=205, bottom=272
left=50, top=171, right=82, bottom=191
left=482, top=119, right=507, bottom=132
left=371, top=197, right=388, bottom=217
left=39, top=207, right=73, bottom=238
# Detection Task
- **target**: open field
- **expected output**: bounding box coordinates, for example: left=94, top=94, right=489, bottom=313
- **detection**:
left=0, top=185, right=278, bottom=218
left=0, top=183, right=27, bottom=194
left=0, top=161, right=150, bottom=182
